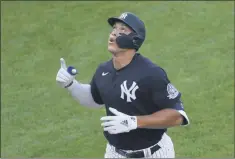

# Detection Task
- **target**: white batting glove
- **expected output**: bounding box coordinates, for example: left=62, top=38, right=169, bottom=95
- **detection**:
left=100, top=107, right=137, bottom=134
left=56, top=58, right=78, bottom=88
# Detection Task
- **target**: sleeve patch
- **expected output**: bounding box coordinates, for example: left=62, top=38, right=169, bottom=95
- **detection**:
left=167, top=83, right=179, bottom=99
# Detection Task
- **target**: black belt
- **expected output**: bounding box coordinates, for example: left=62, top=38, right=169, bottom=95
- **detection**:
left=115, top=144, right=161, bottom=158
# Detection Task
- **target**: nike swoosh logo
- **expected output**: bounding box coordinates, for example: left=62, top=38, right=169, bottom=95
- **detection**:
left=102, top=72, right=109, bottom=76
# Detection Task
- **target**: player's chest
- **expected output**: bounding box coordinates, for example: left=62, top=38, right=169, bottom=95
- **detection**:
left=96, top=71, right=148, bottom=104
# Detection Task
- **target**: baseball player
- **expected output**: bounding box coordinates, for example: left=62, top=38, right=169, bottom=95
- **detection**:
left=56, top=12, right=190, bottom=158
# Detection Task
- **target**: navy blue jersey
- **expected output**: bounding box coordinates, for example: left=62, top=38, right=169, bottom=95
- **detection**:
left=90, top=53, right=181, bottom=150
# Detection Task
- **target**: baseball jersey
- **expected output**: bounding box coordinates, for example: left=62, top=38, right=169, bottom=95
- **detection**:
left=90, top=53, right=183, bottom=150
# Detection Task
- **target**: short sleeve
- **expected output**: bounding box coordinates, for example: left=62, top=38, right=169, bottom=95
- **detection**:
left=90, top=69, right=104, bottom=105
left=150, top=68, right=181, bottom=109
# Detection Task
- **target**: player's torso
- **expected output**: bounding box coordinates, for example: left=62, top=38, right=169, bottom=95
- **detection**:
left=95, top=54, right=157, bottom=116
left=95, top=53, right=167, bottom=150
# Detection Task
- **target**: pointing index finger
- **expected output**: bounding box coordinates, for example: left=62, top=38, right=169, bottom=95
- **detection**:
left=60, top=58, right=67, bottom=69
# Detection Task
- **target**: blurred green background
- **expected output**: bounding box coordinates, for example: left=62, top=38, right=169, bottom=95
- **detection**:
left=1, top=1, right=234, bottom=158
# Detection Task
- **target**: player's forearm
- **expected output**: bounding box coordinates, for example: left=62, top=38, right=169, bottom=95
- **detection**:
left=67, top=80, right=103, bottom=108
left=136, top=109, right=183, bottom=129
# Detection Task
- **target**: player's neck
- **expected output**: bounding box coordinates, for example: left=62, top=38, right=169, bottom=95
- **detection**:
left=112, top=50, right=136, bottom=70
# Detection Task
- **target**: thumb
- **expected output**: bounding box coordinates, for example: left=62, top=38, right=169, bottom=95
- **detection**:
left=60, top=58, right=67, bottom=69
left=109, top=107, right=127, bottom=116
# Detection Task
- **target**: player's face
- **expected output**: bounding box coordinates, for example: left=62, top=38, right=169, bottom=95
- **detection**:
left=108, top=22, right=133, bottom=54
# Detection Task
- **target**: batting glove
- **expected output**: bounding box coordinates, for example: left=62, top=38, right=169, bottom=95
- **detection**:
left=100, top=107, right=137, bottom=134
left=56, top=58, right=78, bottom=88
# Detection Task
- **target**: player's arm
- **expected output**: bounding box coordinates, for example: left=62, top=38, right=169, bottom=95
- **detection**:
left=56, top=58, right=103, bottom=108
left=137, top=69, right=190, bottom=129
left=67, top=79, right=103, bottom=108
left=137, top=100, right=189, bottom=129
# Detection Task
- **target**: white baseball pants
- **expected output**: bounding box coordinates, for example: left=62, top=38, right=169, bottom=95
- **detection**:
left=104, top=133, right=175, bottom=158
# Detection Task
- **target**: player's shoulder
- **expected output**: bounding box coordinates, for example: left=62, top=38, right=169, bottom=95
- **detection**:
left=138, top=53, right=168, bottom=78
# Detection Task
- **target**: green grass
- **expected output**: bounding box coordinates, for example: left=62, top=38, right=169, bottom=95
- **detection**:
left=1, top=1, right=234, bottom=158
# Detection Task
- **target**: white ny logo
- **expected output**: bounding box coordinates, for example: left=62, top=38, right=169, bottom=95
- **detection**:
left=120, top=80, right=139, bottom=102
left=119, top=13, right=128, bottom=20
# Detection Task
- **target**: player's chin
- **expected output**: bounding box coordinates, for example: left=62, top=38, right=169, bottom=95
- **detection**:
left=108, top=44, right=119, bottom=53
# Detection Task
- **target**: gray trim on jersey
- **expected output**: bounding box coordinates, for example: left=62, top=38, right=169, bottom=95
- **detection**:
left=67, top=80, right=103, bottom=108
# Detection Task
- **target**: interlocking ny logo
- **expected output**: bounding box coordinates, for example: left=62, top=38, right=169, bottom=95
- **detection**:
left=120, top=80, right=139, bottom=102
left=119, top=13, right=128, bottom=20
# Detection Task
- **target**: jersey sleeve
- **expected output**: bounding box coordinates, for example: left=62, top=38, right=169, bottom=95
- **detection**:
left=150, top=68, right=181, bottom=109
left=90, top=67, right=104, bottom=105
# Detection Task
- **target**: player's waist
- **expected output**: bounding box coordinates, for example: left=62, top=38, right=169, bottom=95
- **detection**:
left=113, top=142, right=161, bottom=158
left=104, top=129, right=166, bottom=150
left=107, top=133, right=169, bottom=158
